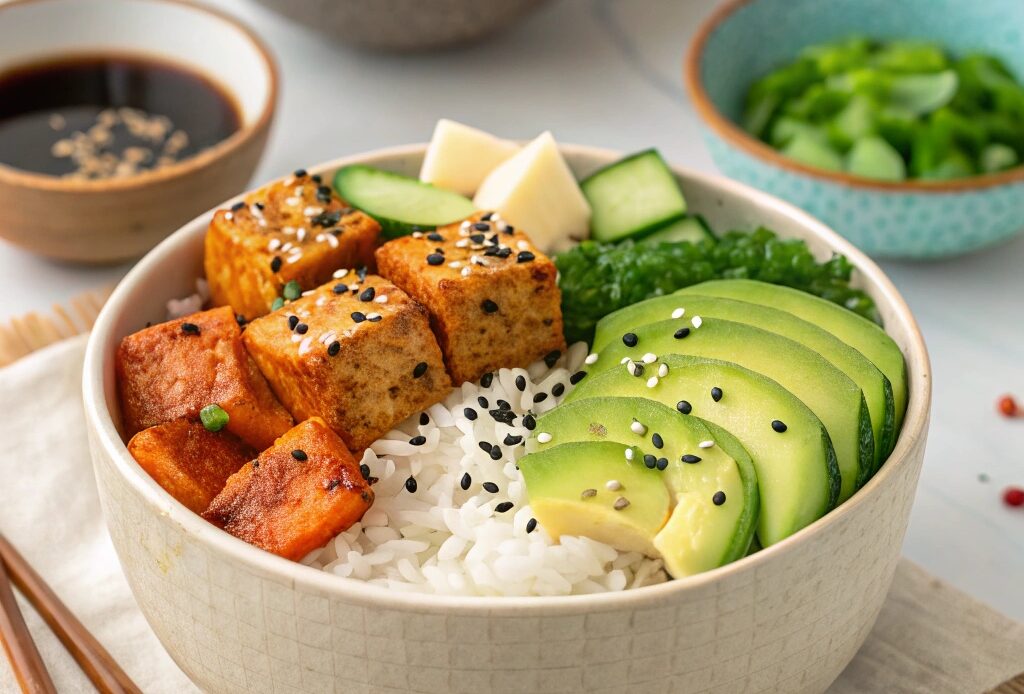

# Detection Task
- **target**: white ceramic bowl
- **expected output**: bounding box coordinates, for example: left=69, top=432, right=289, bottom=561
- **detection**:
left=0, top=0, right=277, bottom=263
left=83, top=144, right=931, bottom=694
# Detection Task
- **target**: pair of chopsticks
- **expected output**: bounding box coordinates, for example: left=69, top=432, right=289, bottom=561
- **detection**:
left=0, top=533, right=140, bottom=693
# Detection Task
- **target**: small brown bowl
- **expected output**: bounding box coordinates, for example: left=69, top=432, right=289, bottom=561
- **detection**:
left=0, top=0, right=278, bottom=264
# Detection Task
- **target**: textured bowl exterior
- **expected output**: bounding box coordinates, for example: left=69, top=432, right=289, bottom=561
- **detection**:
left=83, top=144, right=932, bottom=694
left=250, top=0, right=549, bottom=51
left=689, top=0, right=1024, bottom=259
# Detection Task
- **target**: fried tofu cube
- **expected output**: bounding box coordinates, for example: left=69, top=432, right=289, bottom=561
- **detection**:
left=116, top=306, right=293, bottom=450
left=128, top=419, right=255, bottom=514
left=202, top=417, right=373, bottom=560
left=242, top=273, right=451, bottom=450
left=205, top=172, right=381, bottom=320
left=375, top=214, right=565, bottom=384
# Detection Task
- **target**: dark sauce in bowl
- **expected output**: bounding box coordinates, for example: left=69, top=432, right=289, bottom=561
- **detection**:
left=0, top=53, right=241, bottom=179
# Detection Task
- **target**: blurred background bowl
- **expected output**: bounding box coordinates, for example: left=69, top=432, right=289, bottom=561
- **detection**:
left=684, top=0, right=1024, bottom=259
left=0, top=0, right=277, bottom=264
left=249, top=0, right=550, bottom=52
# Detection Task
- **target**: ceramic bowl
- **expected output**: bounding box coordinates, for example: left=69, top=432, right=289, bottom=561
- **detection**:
left=684, top=0, right=1024, bottom=259
left=250, top=0, right=550, bottom=52
left=0, top=0, right=277, bottom=264
left=83, top=143, right=931, bottom=694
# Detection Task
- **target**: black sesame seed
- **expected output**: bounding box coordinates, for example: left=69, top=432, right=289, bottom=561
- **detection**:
left=495, top=501, right=514, bottom=513
left=316, top=185, right=333, bottom=202
left=681, top=454, right=702, bottom=464
left=427, top=232, right=444, bottom=242
left=413, top=362, right=428, bottom=378
left=533, top=392, right=548, bottom=403
left=481, top=299, right=499, bottom=314
left=711, top=387, right=723, bottom=402
left=676, top=400, right=692, bottom=415
left=326, top=478, right=342, bottom=492
left=526, top=518, right=538, bottom=534
left=470, top=233, right=486, bottom=244
left=270, top=256, right=283, bottom=272
left=544, top=350, right=561, bottom=368
left=496, top=247, right=512, bottom=258
left=656, top=457, right=669, bottom=471
left=291, top=449, right=307, bottom=461
left=772, top=420, right=788, bottom=433
left=357, top=266, right=368, bottom=282
left=254, top=202, right=265, bottom=210
left=712, top=491, right=726, bottom=506
left=482, top=482, right=499, bottom=493
left=479, top=441, right=493, bottom=453
left=490, top=446, right=502, bottom=461
left=478, top=396, right=489, bottom=408
left=333, top=283, right=346, bottom=294
left=312, top=210, right=342, bottom=227
left=481, top=372, right=494, bottom=388
left=652, top=433, right=664, bottom=449
left=515, top=375, right=526, bottom=391
left=426, top=253, right=445, bottom=266
left=409, top=435, right=426, bottom=446
left=463, top=407, right=478, bottom=421
left=181, top=322, right=200, bottom=335
left=630, top=363, right=645, bottom=377
left=296, top=323, right=308, bottom=334
left=674, top=327, right=691, bottom=339
left=351, top=311, right=366, bottom=323
left=517, top=251, right=536, bottom=263
left=359, top=287, right=375, bottom=302
left=288, top=315, right=299, bottom=330
left=460, top=472, right=472, bottom=490
left=489, top=408, right=517, bottom=425
left=622, top=332, right=638, bottom=348
left=359, top=463, right=370, bottom=480
left=231, top=201, right=245, bottom=212
left=405, top=476, right=418, bottom=493
left=552, top=383, right=565, bottom=397
left=643, top=454, right=658, bottom=469
left=293, top=168, right=307, bottom=177
left=235, top=314, right=247, bottom=327
left=311, top=174, right=322, bottom=184
left=473, top=221, right=490, bottom=231
left=420, top=412, right=430, bottom=426
left=523, top=414, right=536, bottom=430
left=327, top=341, right=341, bottom=356
left=497, top=399, right=511, bottom=410
left=504, top=434, right=523, bottom=446
left=570, top=371, right=587, bottom=385
left=481, top=212, right=494, bottom=221
left=367, top=314, right=382, bottom=323
left=503, top=225, right=515, bottom=234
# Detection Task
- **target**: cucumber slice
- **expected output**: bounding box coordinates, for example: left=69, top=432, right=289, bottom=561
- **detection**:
left=642, top=215, right=715, bottom=245
left=580, top=149, right=687, bottom=243
left=846, top=135, right=907, bottom=181
left=333, top=165, right=476, bottom=238
left=981, top=143, right=1019, bottom=172
left=781, top=132, right=844, bottom=171
left=888, top=70, right=959, bottom=116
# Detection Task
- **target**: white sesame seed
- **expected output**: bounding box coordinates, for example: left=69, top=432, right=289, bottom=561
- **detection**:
left=268, top=238, right=281, bottom=252
left=461, top=267, right=471, bottom=277
left=671, top=307, right=685, bottom=319
left=630, top=420, right=647, bottom=435
left=258, top=219, right=268, bottom=227
left=647, top=376, right=659, bottom=388
left=366, top=312, right=382, bottom=321
left=691, top=316, right=703, bottom=328
left=303, top=206, right=323, bottom=217
left=301, top=290, right=315, bottom=296
left=624, top=448, right=634, bottom=461
left=315, top=297, right=327, bottom=307
left=537, top=432, right=552, bottom=444
left=517, top=240, right=530, bottom=250
left=324, top=233, right=339, bottom=248
left=333, top=268, right=349, bottom=279
left=296, top=228, right=307, bottom=242
left=641, top=352, right=657, bottom=364
left=620, top=356, right=631, bottom=365
left=281, top=242, right=293, bottom=252
left=291, top=334, right=302, bottom=343
left=455, top=239, right=470, bottom=248
left=285, top=196, right=301, bottom=206
left=298, top=336, right=313, bottom=355
left=698, top=440, right=715, bottom=449
left=658, top=363, right=669, bottom=378
left=605, top=480, right=622, bottom=491
left=374, top=295, right=388, bottom=304
left=412, top=231, right=424, bottom=239
left=448, top=261, right=462, bottom=268
left=286, top=253, right=303, bottom=264
left=585, top=353, right=599, bottom=365
left=224, top=212, right=233, bottom=221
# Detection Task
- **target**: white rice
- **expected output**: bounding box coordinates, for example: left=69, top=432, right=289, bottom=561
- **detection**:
left=303, top=342, right=667, bottom=597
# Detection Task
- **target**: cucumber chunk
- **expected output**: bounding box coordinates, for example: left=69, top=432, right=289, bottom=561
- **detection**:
left=333, top=165, right=476, bottom=238
left=581, top=149, right=687, bottom=243
left=642, top=215, right=715, bottom=245
left=846, top=136, right=907, bottom=181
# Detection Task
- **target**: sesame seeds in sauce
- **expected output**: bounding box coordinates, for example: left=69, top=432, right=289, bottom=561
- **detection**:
left=772, top=419, right=788, bottom=433
left=712, top=491, right=726, bottom=506
left=412, top=362, right=428, bottom=378
left=711, top=387, right=723, bottom=402
left=291, top=449, right=307, bottom=461
left=181, top=322, right=200, bottom=335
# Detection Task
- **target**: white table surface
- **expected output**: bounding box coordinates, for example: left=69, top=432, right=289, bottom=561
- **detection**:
left=2, top=0, right=1022, bottom=621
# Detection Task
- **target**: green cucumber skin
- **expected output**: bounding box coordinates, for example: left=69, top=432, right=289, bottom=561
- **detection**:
left=643, top=215, right=716, bottom=245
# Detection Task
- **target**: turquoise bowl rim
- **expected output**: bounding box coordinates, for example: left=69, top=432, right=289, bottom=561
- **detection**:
left=683, top=0, right=1024, bottom=195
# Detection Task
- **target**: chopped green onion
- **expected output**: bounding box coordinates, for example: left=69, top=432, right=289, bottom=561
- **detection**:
left=200, top=404, right=229, bottom=432
left=270, top=297, right=285, bottom=311
left=282, top=280, right=302, bottom=301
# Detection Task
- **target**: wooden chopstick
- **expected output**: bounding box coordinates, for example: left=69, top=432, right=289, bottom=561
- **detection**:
left=0, top=534, right=141, bottom=694
left=0, top=554, right=56, bottom=694
left=987, top=673, right=1024, bottom=694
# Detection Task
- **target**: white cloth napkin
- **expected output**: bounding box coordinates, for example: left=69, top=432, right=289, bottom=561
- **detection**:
left=0, top=336, right=196, bottom=693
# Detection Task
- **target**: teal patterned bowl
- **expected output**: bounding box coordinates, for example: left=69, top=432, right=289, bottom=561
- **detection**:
left=684, top=0, right=1024, bottom=259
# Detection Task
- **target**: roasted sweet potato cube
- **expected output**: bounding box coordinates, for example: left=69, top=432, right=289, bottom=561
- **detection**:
left=205, top=172, right=381, bottom=320
left=202, top=417, right=373, bottom=560
left=242, top=273, right=451, bottom=450
left=375, top=214, right=565, bottom=384
left=128, top=419, right=255, bottom=514
left=116, top=306, right=293, bottom=449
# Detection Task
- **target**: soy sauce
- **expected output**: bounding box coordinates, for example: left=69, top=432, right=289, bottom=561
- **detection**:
left=0, top=53, right=241, bottom=179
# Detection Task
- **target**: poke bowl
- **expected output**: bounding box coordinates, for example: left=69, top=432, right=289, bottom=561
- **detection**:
left=82, top=138, right=931, bottom=694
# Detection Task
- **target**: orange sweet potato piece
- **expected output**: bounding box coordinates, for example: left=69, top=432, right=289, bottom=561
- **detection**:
left=116, top=306, right=293, bottom=449
left=375, top=213, right=565, bottom=385
left=127, top=419, right=254, bottom=514
left=202, top=417, right=373, bottom=560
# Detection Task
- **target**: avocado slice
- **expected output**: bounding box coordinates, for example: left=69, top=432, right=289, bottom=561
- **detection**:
left=680, top=279, right=907, bottom=433
left=566, top=355, right=839, bottom=546
left=519, top=441, right=670, bottom=556
left=528, top=397, right=758, bottom=576
left=593, top=293, right=895, bottom=470
left=589, top=317, right=872, bottom=502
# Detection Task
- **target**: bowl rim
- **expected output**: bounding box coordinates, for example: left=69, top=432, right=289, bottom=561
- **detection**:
left=683, top=0, right=1024, bottom=194
left=0, top=0, right=278, bottom=194
left=83, top=142, right=932, bottom=615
